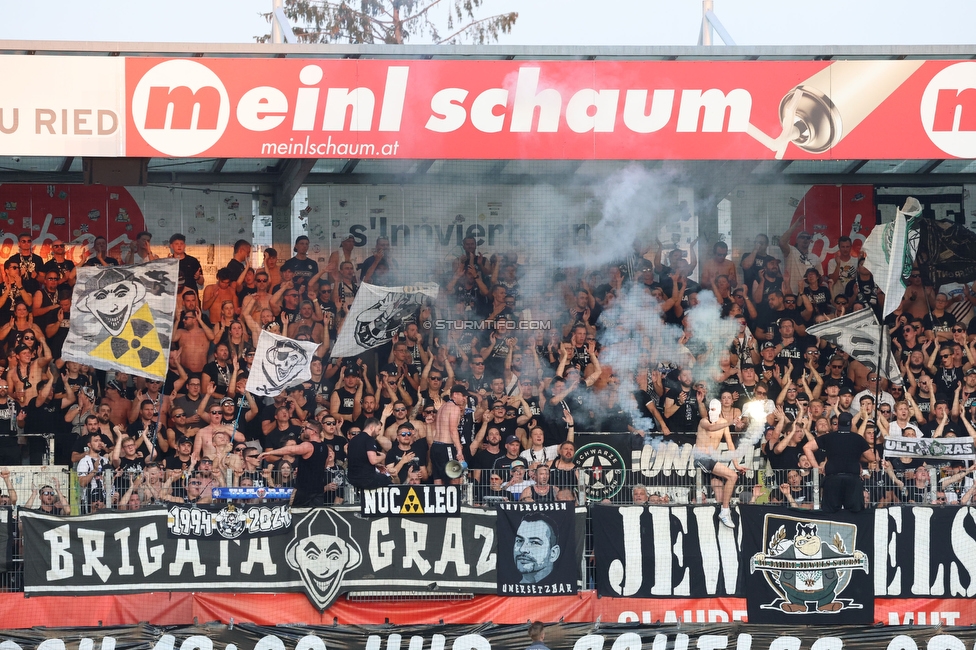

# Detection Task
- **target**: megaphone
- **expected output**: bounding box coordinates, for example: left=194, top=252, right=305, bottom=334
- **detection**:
left=445, top=460, right=468, bottom=479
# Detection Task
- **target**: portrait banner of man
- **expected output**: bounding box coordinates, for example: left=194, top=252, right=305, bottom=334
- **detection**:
left=247, top=329, right=320, bottom=397
left=63, top=259, right=179, bottom=380
left=495, top=501, right=582, bottom=596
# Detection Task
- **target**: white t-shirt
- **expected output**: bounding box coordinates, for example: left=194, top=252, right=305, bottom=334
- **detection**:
left=521, top=445, right=559, bottom=465
left=785, top=245, right=824, bottom=296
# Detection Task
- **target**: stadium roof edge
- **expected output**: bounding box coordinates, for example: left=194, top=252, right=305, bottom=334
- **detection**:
left=0, top=41, right=974, bottom=60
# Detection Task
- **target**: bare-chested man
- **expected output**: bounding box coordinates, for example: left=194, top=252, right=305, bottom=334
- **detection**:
left=8, top=343, right=49, bottom=406
left=430, top=386, right=468, bottom=485
left=172, top=311, right=213, bottom=374
left=203, top=269, right=239, bottom=323
left=193, top=403, right=243, bottom=464
left=700, top=241, right=738, bottom=288
left=383, top=400, right=426, bottom=442
left=241, top=271, right=273, bottom=321
left=694, top=399, right=745, bottom=529
left=102, top=380, right=131, bottom=428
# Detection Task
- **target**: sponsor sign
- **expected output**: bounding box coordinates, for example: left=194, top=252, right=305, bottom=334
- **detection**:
left=21, top=506, right=498, bottom=610
left=9, top=56, right=976, bottom=159
left=495, top=502, right=583, bottom=596
left=117, top=58, right=976, bottom=160
left=0, top=56, right=123, bottom=156
left=884, top=435, right=976, bottom=460
left=361, top=485, right=461, bottom=516
left=166, top=504, right=292, bottom=539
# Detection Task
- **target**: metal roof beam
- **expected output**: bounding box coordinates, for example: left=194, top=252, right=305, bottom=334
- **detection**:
left=274, top=158, right=318, bottom=207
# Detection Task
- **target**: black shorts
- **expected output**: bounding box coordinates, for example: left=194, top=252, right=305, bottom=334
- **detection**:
left=430, top=442, right=456, bottom=482
left=694, top=456, right=717, bottom=475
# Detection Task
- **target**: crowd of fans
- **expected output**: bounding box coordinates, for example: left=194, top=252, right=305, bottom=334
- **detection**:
left=0, top=223, right=972, bottom=514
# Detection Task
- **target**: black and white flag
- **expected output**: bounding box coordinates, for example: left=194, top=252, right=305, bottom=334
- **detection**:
left=246, top=330, right=319, bottom=397
left=884, top=435, right=976, bottom=460
left=331, top=282, right=438, bottom=358
left=63, top=259, right=179, bottom=381
left=807, top=309, right=902, bottom=384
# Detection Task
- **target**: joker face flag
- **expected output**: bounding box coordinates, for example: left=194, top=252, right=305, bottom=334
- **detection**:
left=63, top=259, right=178, bottom=381
left=247, top=329, right=320, bottom=397
left=331, top=283, right=438, bottom=358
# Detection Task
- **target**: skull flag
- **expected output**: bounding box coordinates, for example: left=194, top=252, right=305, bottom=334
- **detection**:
left=330, top=282, right=438, bottom=359
left=62, top=259, right=178, bottom=381
left=247, top=329, right=320, bottom=397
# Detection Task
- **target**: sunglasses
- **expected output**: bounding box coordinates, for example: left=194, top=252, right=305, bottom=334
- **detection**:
left=323, top=420, right=336, bottom=425
left=245, top=455, right=259, bottom=460
left=172, top=413, right=185, bottom=417
left=941, top=354, right=952, bottom=359
left=429, top=376, right=442, bottom=380
left=399, top=432, right=411, bottom=437
left=394, top=407, right=407, bottom=412
left=472, top=361, right=484, bottom=365
left=953, top=328, right=965, bottom=333
left=234, top=447, right=247, bottom=452
left=52, top=244, right=65, bottom=249
left=423, top=410, right=436, bottom=415
left=755, top=391, right=767, bottom=396
left=210, top=411, right=222, bottom=415
left=40, top=490, right=55, bottom=496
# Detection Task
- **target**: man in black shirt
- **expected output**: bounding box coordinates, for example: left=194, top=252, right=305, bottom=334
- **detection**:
left=282, top=236, right=319, bottom=287
left=169, top=233, right=204, bottom=293
left=387, top=421, right=429, bottom=484
left=0, top=381, right=21, bottom=465
left=225, top=240, right=252, bottom=290
left=260, top=420, right=330, bottom=507
left=346, top=417, right=393, bottom=491
left=803, top=412, right=872, bottom=512
left=10, top=233, right=45, bottom=282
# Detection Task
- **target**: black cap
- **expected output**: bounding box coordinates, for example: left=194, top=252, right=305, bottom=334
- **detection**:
left=505, top=435, right=520, bottom=445
left=761, top=341, right=777, bottom=350
left=177, top=435, right=192, bottom=445
left=838, top=386, right=853, bottom=395
left=837, top=412, right=853, bottom=432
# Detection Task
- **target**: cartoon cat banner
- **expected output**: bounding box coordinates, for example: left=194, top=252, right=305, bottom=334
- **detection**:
left=247, top=329, right=320, bottom=397
left=63, top=259, right=179, bottom=381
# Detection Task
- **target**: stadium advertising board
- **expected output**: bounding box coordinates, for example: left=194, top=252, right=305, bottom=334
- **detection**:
left=9, top=56, right=976, bottom=159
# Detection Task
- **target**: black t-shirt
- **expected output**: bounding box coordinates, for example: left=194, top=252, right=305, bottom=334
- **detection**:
left=818, top=431, right=870, bottom=476
left=264, top=424, right=302, bottom=451
left=322, top=433, right=349, bottom=463
left=178, top=255, right=203, bottom=291
left=388, top=439, right=430, bottom=484
left=281, top=257, right=319, bottom=285
left=346, top=431, right=381, bottom=487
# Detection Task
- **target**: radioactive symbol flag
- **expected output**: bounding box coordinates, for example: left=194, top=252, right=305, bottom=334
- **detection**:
left=90, top=302, right=168, bottom=378
left=62, top=259, right=179, bottom=382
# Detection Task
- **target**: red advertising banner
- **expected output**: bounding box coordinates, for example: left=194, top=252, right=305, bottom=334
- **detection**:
left=122, top=58, right=976, bottom=160
left=4, top=592, right=976, bottom=628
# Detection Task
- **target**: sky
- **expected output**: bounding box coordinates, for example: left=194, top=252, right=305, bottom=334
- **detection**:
left=0, top=0, right=974, bottom=47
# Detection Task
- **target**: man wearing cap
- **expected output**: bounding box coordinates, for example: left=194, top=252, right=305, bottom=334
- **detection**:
left=804, top=412, right=873, bottom=512
left=493, top=433, right=524, bottom=480
left=169, top=233, right=204, bottom=292
left=779, top=221, right=824, bottom=296
left=327, top=234, right=363, bottom=281
left=260, top=420, right=331, bottom=507
left=837, top=386, right=857, bottom=416
left=282, top=236, right=319, bottom=289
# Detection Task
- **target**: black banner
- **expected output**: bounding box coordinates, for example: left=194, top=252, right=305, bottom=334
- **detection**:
left=21, top=505, right=497, bottom=610
left=914, top=217, right=976, bottom=286
left=592, top=504, right=740, bottom=598
left=166, top=503, right=292, bottom=539
left=7, top=622, right=976, bottom=650
left=360, top=485, right=461, bottom=516
left=495, top=502, right=583, bottom=595
left=741, top=506, right=874, bottom=624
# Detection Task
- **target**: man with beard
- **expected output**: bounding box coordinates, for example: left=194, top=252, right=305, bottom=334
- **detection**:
left=513, top=513, right=561, bottom=585
left=472, top=424, right=506, bottom=488
left=386, top=421, right=429, bottom=484
left=346, top=417, right=393, bottom=491
left=663, top=368, right=703, bottom=441
left=752, top=256, right=785, bottom=305
left=172, top=311, right=214, bottom=375
left=202, top=343, right=233, bottom=398
left=77, top=432, right=111, bottom=513
left=521, top=464, right=557, bottom=502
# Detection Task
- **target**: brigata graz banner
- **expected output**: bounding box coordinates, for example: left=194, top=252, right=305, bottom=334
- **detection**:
left=8, top=622, right=976, bottom=650
left=592, top=505, right=976, bottom=602
left=21, top=506, right=498, bottom=610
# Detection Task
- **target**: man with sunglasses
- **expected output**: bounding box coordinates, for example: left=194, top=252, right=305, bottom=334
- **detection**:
left=387, top=422, right=429, bottom=484
left=162, top=470, right=212, bottom=505
left=0, top=259, right=35, bottom=321
left=9, top=233, right=44, bottom=282
left=195, top=407, right=244, bottom=466
left=42, top=239, right=76, bottom=291
left=779, top=224, right=823, bottom=297
left=28, top=482, right=67, bottom=515
left=259, top=420, right=330, bottom=506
